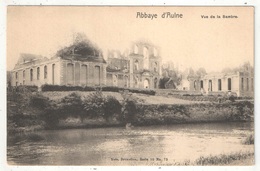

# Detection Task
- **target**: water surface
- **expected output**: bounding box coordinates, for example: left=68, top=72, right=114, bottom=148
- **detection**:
left=7, top=122, right=254, bottom=165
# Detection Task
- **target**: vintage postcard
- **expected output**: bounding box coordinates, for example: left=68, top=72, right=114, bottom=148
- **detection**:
left=6, top=6, right=254, bottom=166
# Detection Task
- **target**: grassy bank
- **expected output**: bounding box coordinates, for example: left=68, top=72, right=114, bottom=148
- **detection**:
left=148, top=151, right=254, bottom=166
left=7, top=89, right=254, bottom=133
left=195, top=151, right=254, bottom=165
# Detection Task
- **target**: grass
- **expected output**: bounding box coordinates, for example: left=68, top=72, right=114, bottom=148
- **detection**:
left=42, top=91, right=196, bottom=104
left=195, top=151, right=254, bottom=165
left=242, top=133, right=254, bottom=145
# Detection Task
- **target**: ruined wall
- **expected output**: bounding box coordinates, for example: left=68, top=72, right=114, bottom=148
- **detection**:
left=11, top=58, right=61, bottom=87
left=60, top=60, right=106, bottom=86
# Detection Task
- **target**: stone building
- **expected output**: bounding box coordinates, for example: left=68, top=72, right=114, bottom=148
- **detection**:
left=106, top=42, right=162, bottom=89
left=106, top=50, right=130, bottom=87
left=10, top=41, right=161, bottom=89
left=11, top=50, right=107, bottom=87
left=187, top=62, right=254, bottom=97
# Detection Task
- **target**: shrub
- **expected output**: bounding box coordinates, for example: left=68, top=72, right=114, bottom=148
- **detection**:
left=242, top=134, right=254, bottom=145
left=8, top=85, right=38, bottom=93
left=103, top=96, right=122, bottom=122
left=30, top=93, right=50, bottom=109
left=120, top=91, right=138, bottom=124
left=122, top=99, right=137, bottom=123
left=228, top=95, right=236, bottom=102
left=41, top=84, right=155, bottom=95
left=83, top=90, right=105, bottom=118
left=61, top=92, right=83, bottom=113
left=195, top=152, right=254, bottom=165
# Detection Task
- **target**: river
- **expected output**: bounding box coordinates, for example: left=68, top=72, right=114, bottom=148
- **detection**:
left=7, top=122, right=254, bottom=165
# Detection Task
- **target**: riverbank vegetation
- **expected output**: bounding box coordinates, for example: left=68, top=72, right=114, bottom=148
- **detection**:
left=242, top=133, right=254, bottom=145
left=195, top=151, right=254, bottom=165
left=41, top=84, right=156, bottom=95
left=7, top=87, right=254, bottom=133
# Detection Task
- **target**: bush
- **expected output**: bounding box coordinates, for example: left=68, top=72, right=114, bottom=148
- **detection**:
left=120, top=91, right=138, bottom=124
left=242, top=134, right=254, bottom=145
left=102, top=86, right=124, bottom=92
left=228, top=95, right=236, bottom=102
left=103, top=96, right=122, bottom=121
left=61, top=92, right=83, bottom=115
left=83, top=90, right=122, bottom=122
left=8, top=85, right=38, bottom=93
left=41, top=84, right=155, bottom=95
left=42, top=92, right=85, bottom=128
left=83, top=90, right=105, bottom=118
left=30, top=93, right=50, bottom=109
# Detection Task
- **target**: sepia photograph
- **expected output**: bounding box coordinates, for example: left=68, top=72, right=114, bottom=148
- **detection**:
left=6, top=6, right=254, bottom=166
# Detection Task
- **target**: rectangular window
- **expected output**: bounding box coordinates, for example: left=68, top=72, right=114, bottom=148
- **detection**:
left=37, top=67, right=40, bottom=80
left=44, top=66, right=47, bottom=79
left=241, top=78, right=244, bottom=91
left=30, top=69, right=33, bottom=81
left=228, top=78, right=232, bottom=91
left=246, top=78, right=249, bottom=91
left=218, top=79, right=222, bottom=91
left=251, top=78, right=254, bottom=91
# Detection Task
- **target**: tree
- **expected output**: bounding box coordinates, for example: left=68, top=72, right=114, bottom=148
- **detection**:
left=83, top=90, right=104, bottom=119
left=103, top=96, right=122, bottom=122
left=56, top=32, right=102, bottom=58
left=159, top=77, right=170, bottom=89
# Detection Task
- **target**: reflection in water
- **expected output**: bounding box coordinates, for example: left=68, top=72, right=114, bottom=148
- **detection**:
left=7, top=122, right=254, bottom=165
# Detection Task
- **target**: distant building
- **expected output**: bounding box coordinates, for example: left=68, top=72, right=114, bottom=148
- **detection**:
left=187, top=62, right=254, bottom=97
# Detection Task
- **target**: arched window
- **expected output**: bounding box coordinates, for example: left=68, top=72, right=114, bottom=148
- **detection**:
left=15, top=72, right=18, bottom=79
left=208, top=80, right=212, bottom=91
left=75, top=63, right=80, bottom=85
left=200, top=80, right=203, bottom=89
left=95, top=66, right=101, bottom=85
left=228, top=78, right=232, bottom=91
left=154, top=62, right=158, bottom=72
left=52, top=64, right=55, bottom=84
left=134, top=77, right=138, bottom=88
left=23, top=70, right=25, bottom=79
left=246, top=78, right=249, bottom=91
left=154, top=78, right=158, bottom=88
left=241, top=78, right=244, bottom=90
left=194, top=81, right=197, bottom=90
left=124, top=75, right=128, bottom=87
left=218, top=79, right=222, bottom=91
left=143, top=47, right=149, bottom=70
left=81, top=65, right=88, bottom=85
left=30, top=69, right=33, bottom=81
left=113, top=74, right=118, bottom=86
left=67, top=63, right=74, bottom=85
left=37, top=67, right=40, bottom=80
left=251, top=78, right=254, bottom=91
left=134, top=60, right=139, bottom=71
left=144, top=79, right=149, bottom=89
left=44, top=65, right=47, bottom=79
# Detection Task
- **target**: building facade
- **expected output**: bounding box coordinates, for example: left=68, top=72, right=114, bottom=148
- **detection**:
left=106, top=42, right=161, bottom=89
left=187, top=63, right=254, bottom=97
left=11, top=53, right=107, bottom=87
left=11, top=42, right=161, bottom=90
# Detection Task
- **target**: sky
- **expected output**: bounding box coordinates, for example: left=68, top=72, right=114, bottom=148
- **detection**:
left=7, top=6, right=254, bottom=72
